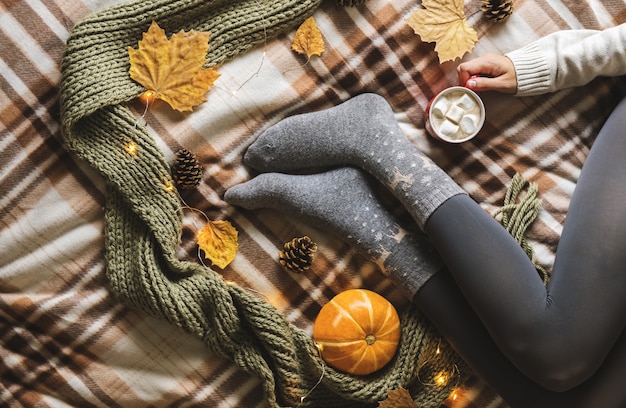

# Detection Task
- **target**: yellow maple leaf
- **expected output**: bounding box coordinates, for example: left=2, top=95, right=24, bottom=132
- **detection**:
left=378, top=388, right=418, bottom=408
left=291, top=16, right=325, bottom=59
left=128, top=21, right=220, bottom=112
left=405, top=0, right=478, bottom=63
left=197, top=219, right=239, bottom=269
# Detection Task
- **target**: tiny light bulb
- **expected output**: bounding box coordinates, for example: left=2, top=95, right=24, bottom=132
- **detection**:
left=163, top=181, right=175, bottom=193
left=139, top=90, right=156, bottom=106
left=435, top=372, right=448, bottom=386
left=124, top=141, right=138, bottom=155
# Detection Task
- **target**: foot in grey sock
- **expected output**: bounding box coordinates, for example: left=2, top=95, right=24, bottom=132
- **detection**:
left=244, top=93, right=466, bottom=230
left=224, top=167, right=444, bottom=298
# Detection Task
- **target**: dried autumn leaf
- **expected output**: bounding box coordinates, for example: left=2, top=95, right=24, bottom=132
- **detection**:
left=405, top=0, right=478, bottom=63
left=291, top=16, right=325, bottom=59
left=378, top=388, right=418, bottom=408
left=128, top=21, right=220, bottom=112
left=197, top=219, right=239, bottom=269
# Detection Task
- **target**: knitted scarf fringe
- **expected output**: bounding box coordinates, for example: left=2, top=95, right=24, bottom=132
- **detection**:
left=494, top=172, right=549, bottom=284
left=59, top=0, right=469, bottom=406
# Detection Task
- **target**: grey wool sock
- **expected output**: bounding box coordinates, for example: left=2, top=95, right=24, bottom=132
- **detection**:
left=243, top=93, right=466, bottom=230
left=225, top=167, right=444, bottom=298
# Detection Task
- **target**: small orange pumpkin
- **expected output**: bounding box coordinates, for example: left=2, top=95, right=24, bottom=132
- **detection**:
left=313, top=289, right=401, bottom=375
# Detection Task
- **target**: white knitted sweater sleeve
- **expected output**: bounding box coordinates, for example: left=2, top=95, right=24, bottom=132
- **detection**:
left=506, top=24, right=626, bottom=96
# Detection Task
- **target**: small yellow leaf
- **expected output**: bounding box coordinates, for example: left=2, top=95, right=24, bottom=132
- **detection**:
left=197, top=219, right=239, bottom=269
left=128, top=21, right=220, bottom=112
left=405, top=0, right=478, bottom=63
left=291, top=16, right=325, bottom=59
left=378, top=388, right=418, bottom=408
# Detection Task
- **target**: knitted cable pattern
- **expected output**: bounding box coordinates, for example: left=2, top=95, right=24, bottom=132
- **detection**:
left=59, top=0, right=470, bottom=406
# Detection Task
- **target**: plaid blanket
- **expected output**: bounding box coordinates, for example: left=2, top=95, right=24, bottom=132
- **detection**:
left=2, top=0, right=626, bottom=406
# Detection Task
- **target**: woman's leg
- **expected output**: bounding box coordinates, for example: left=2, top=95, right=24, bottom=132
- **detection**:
left=225, top=167, right=445, bottom=299
left=226, top=166, right=626, bottom=407
left=413, top=270, right=557, bottom=407
left=415, top=269, right=626, bottom=408
left=231, top=92, right=626, bottom=401
left=224, top=165, right=560, bottom=407
left=425, top=96, right=626, bottom=391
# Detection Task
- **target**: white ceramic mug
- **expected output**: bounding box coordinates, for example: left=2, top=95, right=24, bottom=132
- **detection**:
left=425, top=86, right=485, bottom=143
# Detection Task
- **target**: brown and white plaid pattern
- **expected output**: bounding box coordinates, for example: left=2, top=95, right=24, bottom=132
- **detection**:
left=2, top=0, right=626, bottom=406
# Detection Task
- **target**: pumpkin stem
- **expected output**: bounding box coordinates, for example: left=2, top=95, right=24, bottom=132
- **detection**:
left=365, top=334, right=376, bottom=345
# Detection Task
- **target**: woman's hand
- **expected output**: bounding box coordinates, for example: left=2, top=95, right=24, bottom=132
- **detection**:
left=457, top=53, right=518, bottom=94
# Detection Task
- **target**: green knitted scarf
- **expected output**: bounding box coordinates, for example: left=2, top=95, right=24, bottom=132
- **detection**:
left=60, top=0, right=470, bottom=406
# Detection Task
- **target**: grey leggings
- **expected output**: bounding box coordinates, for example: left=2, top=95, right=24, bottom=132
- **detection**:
left=415, top=96, right=626, bottom=407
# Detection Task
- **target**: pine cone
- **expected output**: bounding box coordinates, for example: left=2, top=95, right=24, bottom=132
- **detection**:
left=336, top=0, right=366, bottom=6
left=279, top=236, right=317, bottom=273
left=481, top=0, right=513, bottom=22
left=173, top=149, right=203, bottom=189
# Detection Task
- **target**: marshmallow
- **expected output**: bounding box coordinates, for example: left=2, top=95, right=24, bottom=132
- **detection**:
left=445, top=104, right=465, bottom=124
left=439, top=119, right=460, bottom=139
left=457, top=94, right=476, bottom=110
left=432, top=99, right=449, bottom=120
left=460, top=114, right=478, bottom=134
